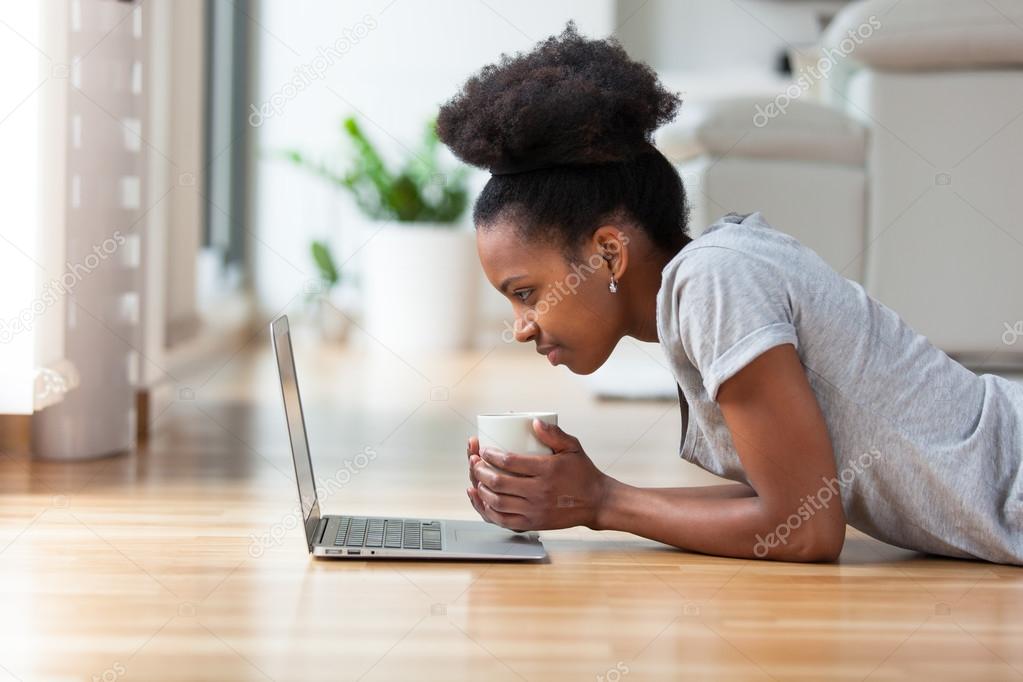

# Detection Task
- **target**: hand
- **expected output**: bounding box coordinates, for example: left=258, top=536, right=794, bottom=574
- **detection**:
left=464, top=419, right=611, bottom=532
left=467, top=434, right=525, bottom=528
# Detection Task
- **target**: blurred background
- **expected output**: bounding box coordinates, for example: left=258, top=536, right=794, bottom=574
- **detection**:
left=2, top=0, right=1022, bottom=459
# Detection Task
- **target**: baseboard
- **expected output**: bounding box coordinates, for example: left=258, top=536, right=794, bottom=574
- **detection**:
left=136, top=389, right=150, bottom=445
left=0, top=415, right=32, bottom=456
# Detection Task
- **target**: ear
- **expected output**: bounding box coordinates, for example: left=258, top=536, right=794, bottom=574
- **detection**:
left=591, top=225, right=630, bottom=281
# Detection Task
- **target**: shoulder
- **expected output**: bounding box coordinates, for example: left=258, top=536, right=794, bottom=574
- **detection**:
left=659, top=212, right=801, bottom=299
left=655, top=212, right=805, bottom=363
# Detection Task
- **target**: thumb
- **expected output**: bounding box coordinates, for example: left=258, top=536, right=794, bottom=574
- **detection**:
left=532, top=419, right=579, bottom=452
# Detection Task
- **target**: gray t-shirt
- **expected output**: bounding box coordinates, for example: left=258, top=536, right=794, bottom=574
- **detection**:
left=656, top=211, right=1023, bottom=564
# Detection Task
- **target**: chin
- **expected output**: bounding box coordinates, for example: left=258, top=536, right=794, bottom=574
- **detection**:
left=564, top=350, right=611, bottom=376
left=568, top=362, right=597, bottom=375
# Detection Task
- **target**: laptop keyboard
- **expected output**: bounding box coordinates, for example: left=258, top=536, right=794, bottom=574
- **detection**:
left=333, top=517, right=442, bottom=550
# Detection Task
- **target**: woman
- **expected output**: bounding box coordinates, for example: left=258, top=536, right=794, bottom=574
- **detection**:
left=437, top=22, right=1023, bottom=564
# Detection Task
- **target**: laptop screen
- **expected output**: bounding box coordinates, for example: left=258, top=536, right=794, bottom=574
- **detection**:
left=271, top=316, right=321, bottom=550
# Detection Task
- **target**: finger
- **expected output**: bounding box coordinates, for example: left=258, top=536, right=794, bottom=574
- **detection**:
left=476, top=483, right=532, bottom=515
left=472, top=458, right=534, bottom=498
left=468, top=485, right=493, bottom=522
left=467, top=437, right=479, bottom=476
left=479, top=446, right=549, bottom=477
left=478, top=496, right=532, bottom=531
left=468, top=454, right=482, bottom=488
left=532, top=419, right=580, bottom=452
left=471, top=486, right=510, bottom=527
left=466, top=486, right=487, bottom=519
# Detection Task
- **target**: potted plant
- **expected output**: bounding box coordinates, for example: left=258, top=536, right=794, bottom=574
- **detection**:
left=283, top=116, right=478, bottom=352
left=302, top=239, right=358, bottom=342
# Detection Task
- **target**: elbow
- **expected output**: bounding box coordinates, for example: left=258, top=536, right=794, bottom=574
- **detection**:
left=791, top=525, right=846, bottom=563
left=794, top=538, right=844, bottom=563
left=753, top=500, right=846, bottom=563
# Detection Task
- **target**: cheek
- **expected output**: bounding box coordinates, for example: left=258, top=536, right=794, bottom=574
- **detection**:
left=535, top=281, right=608, bottom=337
left=563, top=277, right=613, bottom=321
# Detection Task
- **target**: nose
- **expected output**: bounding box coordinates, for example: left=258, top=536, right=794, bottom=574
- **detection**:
left=513, top=314, right=538, bottom=344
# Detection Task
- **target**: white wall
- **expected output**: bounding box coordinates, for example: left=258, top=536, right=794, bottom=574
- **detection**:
left=615, top=0, right=846, bottom=73
left=0, top=2, right=43, bottom=413
left=252, top=0, right=616, bottom=340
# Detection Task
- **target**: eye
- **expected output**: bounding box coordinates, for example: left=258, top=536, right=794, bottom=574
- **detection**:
left=513, top=288, right=533, bottom=303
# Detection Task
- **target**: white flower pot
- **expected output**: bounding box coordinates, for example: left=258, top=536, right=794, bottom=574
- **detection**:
left=359, top=221, right=479, bottom=352
left=312, top=281, right=359, bottom=343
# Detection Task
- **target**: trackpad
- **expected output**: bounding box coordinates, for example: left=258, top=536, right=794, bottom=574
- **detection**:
left=455, top=528, right=538, bottom=544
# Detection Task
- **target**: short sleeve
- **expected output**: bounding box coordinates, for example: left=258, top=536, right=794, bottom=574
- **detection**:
left=672, top=246, right=798, bottom=401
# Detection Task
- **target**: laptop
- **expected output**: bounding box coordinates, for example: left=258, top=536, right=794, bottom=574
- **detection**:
left=271, top=315, right=547, bottom=561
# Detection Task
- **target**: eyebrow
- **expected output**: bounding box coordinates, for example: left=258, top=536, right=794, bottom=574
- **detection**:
left=499, top=274, right=527, bottom=294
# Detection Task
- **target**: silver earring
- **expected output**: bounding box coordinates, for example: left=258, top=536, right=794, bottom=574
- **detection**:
left=608, top=275, right=618, bottom=293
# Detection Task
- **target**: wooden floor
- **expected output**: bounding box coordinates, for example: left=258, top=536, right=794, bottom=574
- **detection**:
left=2, top=324, right=1022, bottom=681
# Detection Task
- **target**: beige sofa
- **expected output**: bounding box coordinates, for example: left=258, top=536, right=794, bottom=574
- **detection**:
left=658, top=0, right=1023, bottom=368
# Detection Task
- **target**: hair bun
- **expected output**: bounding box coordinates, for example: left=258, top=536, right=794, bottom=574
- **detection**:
left=437, top=21, right=682, bottom=173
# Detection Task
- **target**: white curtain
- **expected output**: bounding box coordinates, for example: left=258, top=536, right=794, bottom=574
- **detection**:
left=22, top=0, right=146, bottom=459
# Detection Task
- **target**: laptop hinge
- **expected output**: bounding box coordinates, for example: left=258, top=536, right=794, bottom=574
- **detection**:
left=313, top=517, right=328, bottom=549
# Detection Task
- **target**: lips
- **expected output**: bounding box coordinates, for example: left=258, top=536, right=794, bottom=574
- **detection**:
left=537, top=345, right=561, bottom=365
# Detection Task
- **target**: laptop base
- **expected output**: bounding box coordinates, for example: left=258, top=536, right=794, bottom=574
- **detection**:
left=312, top=515, right=547, bottom=560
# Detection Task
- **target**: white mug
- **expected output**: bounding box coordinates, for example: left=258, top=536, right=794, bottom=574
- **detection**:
left=477, top=412, right=558, bottom=455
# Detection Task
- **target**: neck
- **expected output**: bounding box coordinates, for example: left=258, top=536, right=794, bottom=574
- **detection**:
left=624, top=246, right=675, bottom=343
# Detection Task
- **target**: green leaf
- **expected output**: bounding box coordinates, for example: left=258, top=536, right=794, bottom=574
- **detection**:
left=310, top=240, right=340, bottom=287
left=277, top=113, right=471, bottom=226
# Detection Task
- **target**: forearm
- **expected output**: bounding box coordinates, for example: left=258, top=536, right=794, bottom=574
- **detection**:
left=641, top=482, right=758, bottom=500
left=594, top=478, right=840, bottom=562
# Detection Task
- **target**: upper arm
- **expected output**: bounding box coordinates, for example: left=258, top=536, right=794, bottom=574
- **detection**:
left=716, top=343, right=846, bottom=560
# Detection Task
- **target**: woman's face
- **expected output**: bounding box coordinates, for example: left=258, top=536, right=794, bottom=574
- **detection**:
left=476, top=220, right=628, bottom=375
